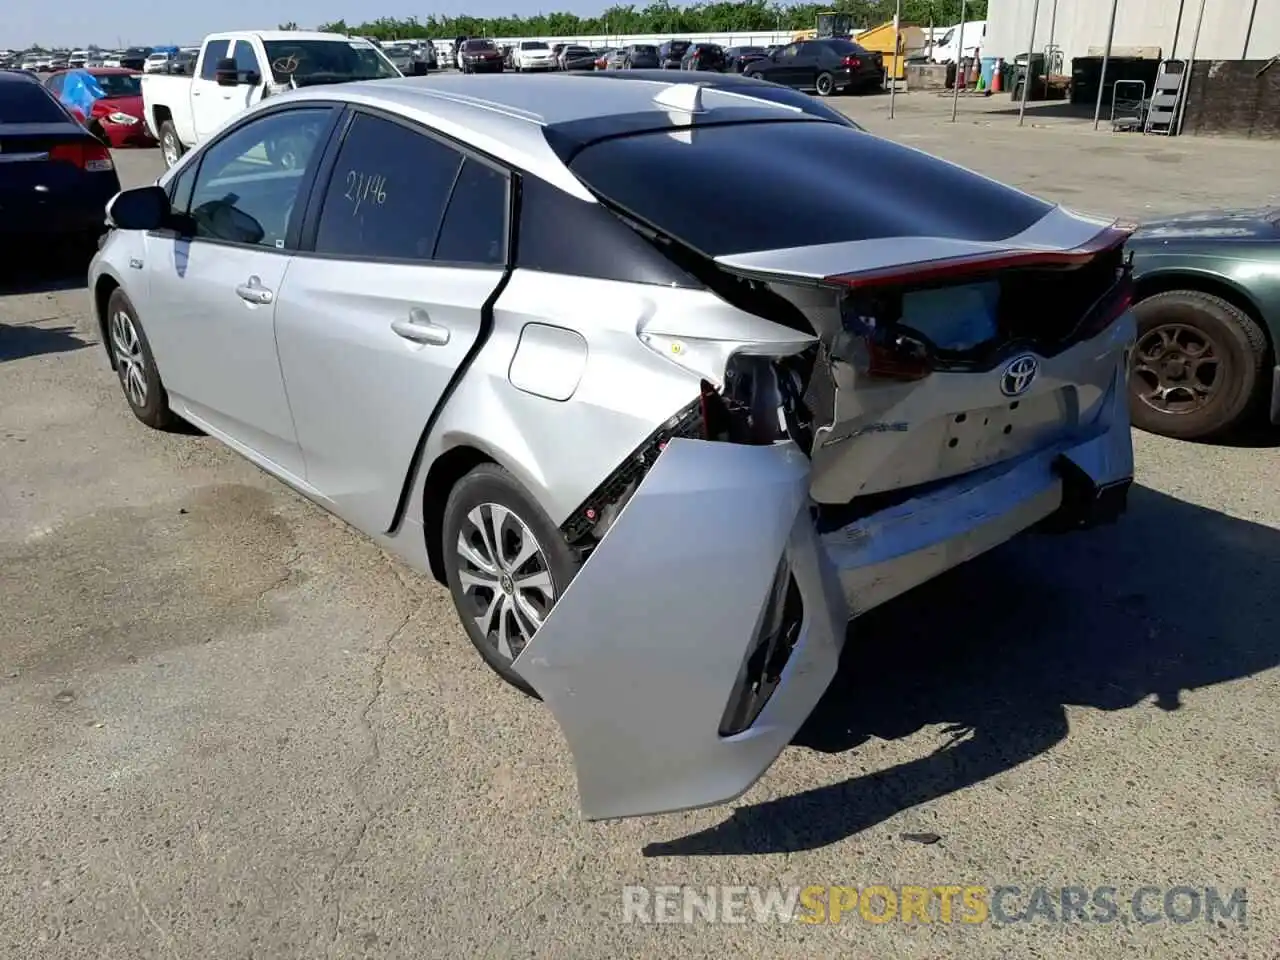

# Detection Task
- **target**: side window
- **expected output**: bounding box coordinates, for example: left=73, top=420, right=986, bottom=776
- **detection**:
left=200, top=40, right=230, bottom=79
left=168, top=160, right=198, bottom=216
left=187, top=107, right=332, bottom=249
left=231, top=40, right=261, bottom=78
left=781, top=43, right=800, bottom=59
left=434, top=159, right=508, bottom=266
left=46, top=75, right=64, bottom=96
left=312, top=113, right=463, bottom=262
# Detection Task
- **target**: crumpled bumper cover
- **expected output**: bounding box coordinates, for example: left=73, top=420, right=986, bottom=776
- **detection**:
left=517, top=364, right=1135, bottom=822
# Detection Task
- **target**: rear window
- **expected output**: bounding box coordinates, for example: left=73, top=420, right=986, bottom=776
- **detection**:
left=568, top=120, right=1054, bottom=257
left=521, top=41, right=549, bottom=50
left=633, top=45, right=657, bottom=54
left=0, top=82, right=69, bottom=123
left=463, top=40, right=495, bottom=51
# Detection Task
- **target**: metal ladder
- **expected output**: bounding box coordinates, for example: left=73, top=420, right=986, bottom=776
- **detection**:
left=1144, top=59, right=1187, bottom=135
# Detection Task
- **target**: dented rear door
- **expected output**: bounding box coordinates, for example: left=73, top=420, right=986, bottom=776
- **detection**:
left=513, top=437, right=849, bottom=821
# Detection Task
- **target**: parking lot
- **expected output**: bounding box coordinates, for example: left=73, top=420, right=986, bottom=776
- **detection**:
left=2, top=91, right=1278, bottom=959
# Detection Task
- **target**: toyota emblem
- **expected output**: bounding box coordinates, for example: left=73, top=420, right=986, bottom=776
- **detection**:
left=999, top=354, right=1039, bottom=397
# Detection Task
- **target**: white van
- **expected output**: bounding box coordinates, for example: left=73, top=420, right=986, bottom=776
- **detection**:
left=931, top=20, right=986, bottom=63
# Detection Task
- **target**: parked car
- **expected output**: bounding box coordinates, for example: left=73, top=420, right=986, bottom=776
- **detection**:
left=68, top=50, right=89, bottom=68
left=512, top=40, right=557, bottom=72
left=931, top=20, right=987, bottom=64
left=144, top=50, right=175, bottom=73
left=142, top=31, right=401, bottom=168
left=91, top=71, right=1134, bottom=822
left=620, top=44, right=659, bottom=69
left=1125, top=208, right=1280, bottom=440
left=724, top=45, right=769, bottom=73
left=0, top=71, right=120, bottom=250
left=459, top=38, right=504, bottom=73
left=559, top=45, right=597, bottom=71
left=45, top=67, right=156, bottom=148
left=745, top=38, right=884, bottom=96
left=594, top=48, right=621, bottom=70
left=383, top=40, right=435, bottom=75
left=657, top=39, right=692, bottom=69
left=680, top=43, right=728, bottom=72
left=120, top=47, right=152, bottom=71
left=100, top=53, right=123, bottom=68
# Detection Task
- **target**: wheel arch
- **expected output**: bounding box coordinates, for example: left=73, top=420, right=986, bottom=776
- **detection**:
left=1133, top=268, right=1274, bottom=357
left=93, top=273, right=123, bottom=368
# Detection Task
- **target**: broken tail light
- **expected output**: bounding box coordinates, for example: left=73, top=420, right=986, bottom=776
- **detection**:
left=1074, top=263, right=1135, bottom=340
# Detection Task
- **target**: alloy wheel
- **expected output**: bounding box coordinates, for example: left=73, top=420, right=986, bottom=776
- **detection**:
left=1131, top=322, right=1222, bottom=416
left=161, top=131, right=180, bottom=168
left=110, top=310, right=148, bottom=407
left=455, top=502, right=555, bottom=663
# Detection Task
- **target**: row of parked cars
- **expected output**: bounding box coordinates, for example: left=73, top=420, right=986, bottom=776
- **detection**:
left=451, top=36, right=887, bottom=96
left=0, top=47, right=196, bottom=74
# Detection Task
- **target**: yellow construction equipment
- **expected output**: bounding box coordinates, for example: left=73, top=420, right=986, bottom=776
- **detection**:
left=793, top=11, right=854, bottom=42
left=853, top=20, right=928, bottom=79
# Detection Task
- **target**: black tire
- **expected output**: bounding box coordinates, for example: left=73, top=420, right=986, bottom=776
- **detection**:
left=814, top=71, right=835, bottom=96
left=1129, top=290, right=1270, bottom=441
left=104, top=288, right=177, bottom=430
left=442, top=464, right=582, bottom=697
left=158, top=119, right=184, bottom=169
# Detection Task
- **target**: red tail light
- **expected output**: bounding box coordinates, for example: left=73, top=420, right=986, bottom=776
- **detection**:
left=823, top=224, right=1134, bottom=290
left=48, top=141, right=114, bottom=172
left=843, top=55, right=862, bottom=68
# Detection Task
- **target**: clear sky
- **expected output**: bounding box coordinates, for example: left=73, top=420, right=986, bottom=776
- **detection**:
left=6, top=0, right=595, bottom=49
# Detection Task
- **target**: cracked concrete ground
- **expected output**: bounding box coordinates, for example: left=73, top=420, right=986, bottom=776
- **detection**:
left=1, top=94, right=1278, bottom=960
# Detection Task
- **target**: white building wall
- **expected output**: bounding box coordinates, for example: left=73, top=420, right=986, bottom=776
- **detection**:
left=985, top=0, right=1277, bottom=66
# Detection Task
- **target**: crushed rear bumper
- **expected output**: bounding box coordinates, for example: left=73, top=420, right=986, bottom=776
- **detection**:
left=516, top=358, right=1134, bottom=821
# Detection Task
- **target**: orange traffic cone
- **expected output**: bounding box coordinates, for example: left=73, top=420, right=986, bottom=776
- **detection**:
left=992, top=58, right=1003, bottom=93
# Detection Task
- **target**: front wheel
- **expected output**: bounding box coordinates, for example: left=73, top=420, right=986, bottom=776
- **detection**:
left=814, top=71, right=835, bottom=96
left=158, top=120, right=184, bottom=168
left=442, top=464, right=582, bottom=697
left=1129, top=290, right=1270, bottom=441
left=105, top=288, right=176, bottom=430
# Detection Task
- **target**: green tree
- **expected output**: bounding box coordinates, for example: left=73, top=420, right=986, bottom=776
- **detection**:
left=314, top=0, right=985, bottom=40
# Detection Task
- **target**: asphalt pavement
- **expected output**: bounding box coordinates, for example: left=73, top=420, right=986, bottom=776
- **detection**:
left=1, top=95, right=1277, bottom=959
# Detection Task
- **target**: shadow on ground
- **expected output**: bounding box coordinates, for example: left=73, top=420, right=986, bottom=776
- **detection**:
left=984, top=100, right=1099, bottom=121
left=0, top=243, right=93, bottom=297
left=0, top=323, right=89, bottom=362
left=644, top=485, right=1280, bottom=857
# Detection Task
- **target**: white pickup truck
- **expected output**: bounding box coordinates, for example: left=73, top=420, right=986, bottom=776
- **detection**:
left=141, top=30, right=402, bottom=168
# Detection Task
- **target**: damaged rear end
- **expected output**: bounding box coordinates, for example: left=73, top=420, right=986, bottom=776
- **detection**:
left=515, top=111, right=1136, bottom=820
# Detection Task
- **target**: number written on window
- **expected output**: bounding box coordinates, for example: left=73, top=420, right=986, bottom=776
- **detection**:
left=343, top=170, right=388, bottom=214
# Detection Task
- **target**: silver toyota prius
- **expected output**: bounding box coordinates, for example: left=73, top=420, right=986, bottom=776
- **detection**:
left=89, top=72, right=1137, bottom=821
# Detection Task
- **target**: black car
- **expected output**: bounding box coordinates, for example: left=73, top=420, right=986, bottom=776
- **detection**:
left=560, top=45, right=597, bottom=71
left=724, top=45, right=769, bottom=73
left=621, top=44, right=659, bottom=69
left=680, top=43, right=727, bottom=72
left=0, top=72, right=121, bottom=251
left=657, top=40, right=692, bottom=69
left=119, top=47, right=151, bottom=71
left=458, top=39, right=504, bottom=74
left=745, top=38, right=883, bottom=96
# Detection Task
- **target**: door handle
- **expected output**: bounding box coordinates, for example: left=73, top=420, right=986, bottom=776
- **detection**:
left=235, top=276, right=274, bottom=305
left=390, top=309, right=450, bottom=346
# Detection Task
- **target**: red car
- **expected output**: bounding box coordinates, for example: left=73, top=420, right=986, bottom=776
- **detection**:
left=44, top=67, right=156, bottom=148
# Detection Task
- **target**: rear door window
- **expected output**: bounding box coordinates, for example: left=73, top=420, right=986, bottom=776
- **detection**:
left=311, top=112, right=464, bottom=262
left=567, top=120, right=1054, bottom=257
left=433, top=158, right=509, bottom=265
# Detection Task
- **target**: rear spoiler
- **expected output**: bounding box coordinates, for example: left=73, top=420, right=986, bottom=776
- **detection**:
left=713, top=207, right=1133, bottom=289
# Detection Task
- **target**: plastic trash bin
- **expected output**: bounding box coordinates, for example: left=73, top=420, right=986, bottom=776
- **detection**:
left=980, top=56, right=998, bottom=89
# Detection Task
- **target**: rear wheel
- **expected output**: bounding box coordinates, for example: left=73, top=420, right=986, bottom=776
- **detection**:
left=815, top=71, right=835, bottom=96
left=1129, top=290, right=1270, bottom=441
left=442, top=464, right=582, bottom=697
left=159, top=120, right=184, bottom=169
